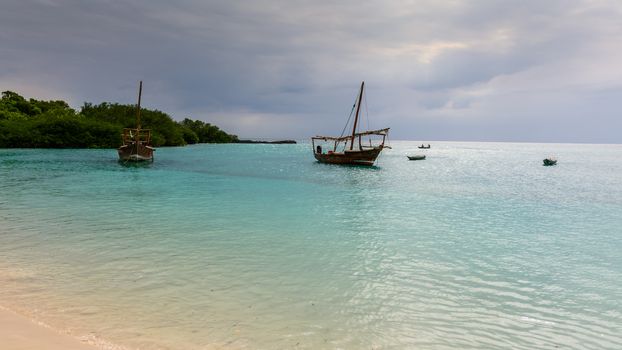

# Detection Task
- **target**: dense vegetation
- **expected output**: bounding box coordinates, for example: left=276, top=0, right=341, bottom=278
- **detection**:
left=0, top=91, right=238, bottom=148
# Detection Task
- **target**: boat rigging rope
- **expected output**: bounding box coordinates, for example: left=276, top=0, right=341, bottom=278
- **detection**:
left=338, top=92, right=359, bottom=139
left=363, top=88, right=370, bottom=132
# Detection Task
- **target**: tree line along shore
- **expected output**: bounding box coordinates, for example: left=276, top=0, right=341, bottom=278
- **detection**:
left=0, top=90, right=239, bottom=148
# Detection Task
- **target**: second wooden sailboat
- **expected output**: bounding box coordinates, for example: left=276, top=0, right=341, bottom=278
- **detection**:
left=312, top=81, right=389, bottom=166
left=118, top=81, right=155, bottom=162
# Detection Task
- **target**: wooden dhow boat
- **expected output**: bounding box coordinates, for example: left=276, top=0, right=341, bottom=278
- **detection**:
left=118, top=81, right=155, bottom=162
left=311, top=81, right=389, bottom=166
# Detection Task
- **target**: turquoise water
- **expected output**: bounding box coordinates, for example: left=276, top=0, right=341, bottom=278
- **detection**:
left=1, top=142, right=621, bottom=349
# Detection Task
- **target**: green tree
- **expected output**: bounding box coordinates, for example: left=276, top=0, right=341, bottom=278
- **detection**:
left=179, top=118, right=238, bottom=143
left=0, top=91, right=238, bottom=148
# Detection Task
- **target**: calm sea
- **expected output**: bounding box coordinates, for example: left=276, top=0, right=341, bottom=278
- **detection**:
left=1, top=142, right=621, bottom=349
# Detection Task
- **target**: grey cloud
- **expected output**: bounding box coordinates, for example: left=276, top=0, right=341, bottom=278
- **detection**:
left=1, top=0, right=621, bottom=142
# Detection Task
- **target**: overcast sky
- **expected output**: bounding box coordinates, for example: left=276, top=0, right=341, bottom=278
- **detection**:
left=1, top=0, right=621, bottom=142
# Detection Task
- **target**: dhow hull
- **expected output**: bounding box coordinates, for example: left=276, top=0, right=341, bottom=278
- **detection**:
left=314, top=147, right=383, bottom=166
left=118, top=143, right=154, bottom=162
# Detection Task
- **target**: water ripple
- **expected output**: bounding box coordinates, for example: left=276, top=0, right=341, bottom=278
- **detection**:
left=1, top=143, right=621, bottom=349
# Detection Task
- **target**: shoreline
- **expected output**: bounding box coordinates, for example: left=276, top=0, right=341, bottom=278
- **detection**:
left=0, top=305, right=100, bottom=350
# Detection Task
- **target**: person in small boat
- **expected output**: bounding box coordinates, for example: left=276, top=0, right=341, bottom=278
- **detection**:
left=316, top=145, right=322, bottom=154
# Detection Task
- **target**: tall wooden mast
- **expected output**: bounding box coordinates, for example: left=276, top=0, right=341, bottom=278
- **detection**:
left=350, top=81, right=364, bottom=150
left=136, top=81, right=143, bottom=131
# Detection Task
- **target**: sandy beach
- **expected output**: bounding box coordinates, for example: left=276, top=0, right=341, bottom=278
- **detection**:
left=0, top=306, right=97, bottom=350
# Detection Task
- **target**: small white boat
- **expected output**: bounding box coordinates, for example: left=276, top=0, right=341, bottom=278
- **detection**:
left=407, top=155, right=426, bottom=161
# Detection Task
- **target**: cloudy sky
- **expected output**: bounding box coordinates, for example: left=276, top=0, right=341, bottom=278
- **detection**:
left=1, top=0, right=621, bottom=142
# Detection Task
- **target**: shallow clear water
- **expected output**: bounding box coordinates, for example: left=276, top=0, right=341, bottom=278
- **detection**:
left=1, top=142, right=621, bottom=349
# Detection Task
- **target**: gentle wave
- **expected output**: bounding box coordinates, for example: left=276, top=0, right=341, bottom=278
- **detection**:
left=1, top=142, right=621, bottom=349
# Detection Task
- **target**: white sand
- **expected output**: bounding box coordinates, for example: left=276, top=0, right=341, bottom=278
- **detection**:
left=0, top=307, right=97, bottom=350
